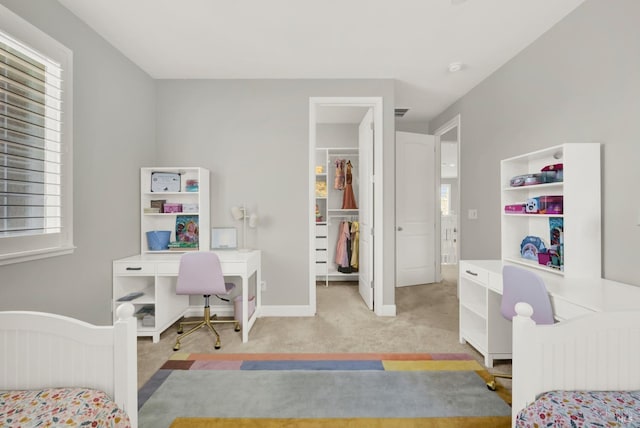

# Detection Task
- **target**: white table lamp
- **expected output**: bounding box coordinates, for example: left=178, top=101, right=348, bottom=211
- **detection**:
left=231, top=205, right=258, bottom=251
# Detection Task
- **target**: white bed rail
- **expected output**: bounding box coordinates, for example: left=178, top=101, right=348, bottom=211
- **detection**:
left=0, top=303, right=137, bottom=427
left=512, top=302, right=640, bottom=425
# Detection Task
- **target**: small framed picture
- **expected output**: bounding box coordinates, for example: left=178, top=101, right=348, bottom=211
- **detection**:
left=211, top=227, right=237, bottom=249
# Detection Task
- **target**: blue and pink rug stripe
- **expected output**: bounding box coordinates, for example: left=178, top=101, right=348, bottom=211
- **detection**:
left=159, top=352, right=482, bottom=371
left=139, top=353, right=502, bottom=412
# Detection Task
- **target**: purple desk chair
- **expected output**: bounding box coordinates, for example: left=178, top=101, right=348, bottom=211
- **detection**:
left=173, top=252, right=240, bottom=351
left=487, top=265, right=555, bottom=391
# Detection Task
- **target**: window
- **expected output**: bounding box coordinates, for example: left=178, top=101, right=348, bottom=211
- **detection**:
left=0, top=5, right=73, bottom=265
left=440, top=183, right=451, bottom=216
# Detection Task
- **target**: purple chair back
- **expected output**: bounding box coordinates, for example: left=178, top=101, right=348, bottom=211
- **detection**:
left=176, top=252, right=228, bottom=296
left=501, top=265, right=555, bottom=325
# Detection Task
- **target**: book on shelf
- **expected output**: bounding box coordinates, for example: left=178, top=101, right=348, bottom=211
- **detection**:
left=167, top=241, right=198, bottom=250
left=175, top=215, right=199, bottom=244
left=135, top=305, right=154, bottom=318
left=168, top=246, right=198, bottom=251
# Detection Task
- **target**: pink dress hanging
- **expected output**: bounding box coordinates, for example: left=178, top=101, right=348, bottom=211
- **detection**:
left=342, top=161, right=357, bottom=209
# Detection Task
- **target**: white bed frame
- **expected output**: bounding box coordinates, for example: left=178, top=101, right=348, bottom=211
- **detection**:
left=0, top=303, right=137, bottom=428
left=512, top=302, right=640, bottom=426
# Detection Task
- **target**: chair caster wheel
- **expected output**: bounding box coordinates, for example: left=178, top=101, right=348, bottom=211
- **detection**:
left=486, top=381, right=496, bottom=391
left=214, top=344, right=221, bottom=350
left=177, top=329, right=183, bottom=334
left=234, top=323, right=241, bottom=332
left=173, top=343, right=181, bottom=351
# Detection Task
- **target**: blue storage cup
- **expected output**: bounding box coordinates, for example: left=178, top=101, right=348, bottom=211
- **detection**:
left=146, top=230, right=171, bottom=251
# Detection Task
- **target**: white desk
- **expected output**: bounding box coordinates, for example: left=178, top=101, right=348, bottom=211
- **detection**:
left=113, top=250, right=261, bottom=343
left=459, top=259, right=640, bottom=367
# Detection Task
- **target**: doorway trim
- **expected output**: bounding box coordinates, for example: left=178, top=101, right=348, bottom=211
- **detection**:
left=308, top=97, right=384, bottom=315
left=433, top=114, right=461, bottom=283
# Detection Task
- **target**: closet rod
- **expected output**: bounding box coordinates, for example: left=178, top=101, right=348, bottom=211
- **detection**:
left=328, top=153, right=358, bottom=157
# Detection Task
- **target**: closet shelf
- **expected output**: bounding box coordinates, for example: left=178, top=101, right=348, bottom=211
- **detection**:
left=328, top=209, right=359, bottom=213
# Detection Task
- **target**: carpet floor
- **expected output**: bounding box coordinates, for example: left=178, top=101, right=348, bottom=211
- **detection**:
left=138, top=353, right=511, bottom=428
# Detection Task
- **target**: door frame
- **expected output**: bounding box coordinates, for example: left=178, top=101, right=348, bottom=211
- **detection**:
left=308, top=97, right=384, bottom=315
left=432, top=114, right=461, bottom=283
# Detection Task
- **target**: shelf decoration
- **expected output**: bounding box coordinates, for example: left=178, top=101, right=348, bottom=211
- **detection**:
left=151, top=172, right=181, bottom=192
left=185, top=179, right=199, bottom=192
left=150, top=199, right=166, bottom=212
left=315, top=181, right=327, bottom=197
left=520, top=235, right=545, bottom=261
left=548, top=217, right=564, bottom=270
left=175, top=215, right=199, bottom=244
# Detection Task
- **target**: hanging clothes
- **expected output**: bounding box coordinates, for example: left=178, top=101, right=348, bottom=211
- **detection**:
left=342, top=160, right=358, bottom=209
left=338, top=221, right=353, bottom=274
left=335, top=220, right=350, bottom=269
left=350, top=221, right=359, bottom=271
left=334, top=159, right=345, bottom=190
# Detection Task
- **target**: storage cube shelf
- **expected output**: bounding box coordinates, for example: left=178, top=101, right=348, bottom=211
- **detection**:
left=140, top=167, right=210, bottom=253
left=500, top=144, right=601, bottom=278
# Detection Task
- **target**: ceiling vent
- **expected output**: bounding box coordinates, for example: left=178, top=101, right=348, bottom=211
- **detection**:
left=395, top=108, right=409, bottom=118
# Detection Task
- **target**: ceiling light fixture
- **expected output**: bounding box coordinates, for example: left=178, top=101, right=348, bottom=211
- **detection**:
left=448, top=62, right=464, bottom=73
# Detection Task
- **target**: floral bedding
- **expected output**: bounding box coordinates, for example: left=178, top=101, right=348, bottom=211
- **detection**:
left=515, top=390, right=640, bottom=427
left=0, top=387, right=130, bottom=427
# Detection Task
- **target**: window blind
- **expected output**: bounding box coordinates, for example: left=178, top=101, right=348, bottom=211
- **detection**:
left=0, top=34, right=63, bottom=238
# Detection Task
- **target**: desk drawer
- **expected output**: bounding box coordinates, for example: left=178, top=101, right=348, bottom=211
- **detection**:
left=551, top=296, right=594, bottom=321
left=459, top=261, right=489, bottom=285
left=114, top=261, right=155, bottom=275
left=156, top=263, right=180, bottom=275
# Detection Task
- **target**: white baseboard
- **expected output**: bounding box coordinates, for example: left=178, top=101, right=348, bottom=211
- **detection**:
left=376, top=304, right=396, bottom=316
left=185, top=304, right=396, bottom=318
left=258, top=305, right=315, bottom=317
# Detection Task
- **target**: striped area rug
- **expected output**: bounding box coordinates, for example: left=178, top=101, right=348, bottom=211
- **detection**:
left=138, top=353, right=511, bottom=428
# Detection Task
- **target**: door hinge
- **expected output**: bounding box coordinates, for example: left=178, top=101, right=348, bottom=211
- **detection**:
left=370, top=122, right=374, bottom=131
left=371, top=280, right=374, bottom=289
left=370, top=227, right=374, bottom=236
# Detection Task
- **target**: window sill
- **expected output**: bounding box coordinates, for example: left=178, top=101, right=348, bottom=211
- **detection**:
left=0, top=245, right=76, bottom=266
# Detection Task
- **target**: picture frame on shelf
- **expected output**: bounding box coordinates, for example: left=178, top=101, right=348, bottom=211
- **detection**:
left=151, top=172, right=181, bottom=192
left=211, top=227, right=237, bottom=250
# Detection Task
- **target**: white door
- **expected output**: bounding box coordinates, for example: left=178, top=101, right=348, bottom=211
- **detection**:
left=395, top=131, right=436, bottom=287
left=358, top=109, right=374, bottom=309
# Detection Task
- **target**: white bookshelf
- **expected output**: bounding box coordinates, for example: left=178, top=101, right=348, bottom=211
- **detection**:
left=140, top=167, right=210, bottom=253
left=500, top=143, right=601, bottom=278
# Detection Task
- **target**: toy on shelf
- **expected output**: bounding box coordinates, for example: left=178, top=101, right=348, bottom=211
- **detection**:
left=520, top=236, right=546, bottom=261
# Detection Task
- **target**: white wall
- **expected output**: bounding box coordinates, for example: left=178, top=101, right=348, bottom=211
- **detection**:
left=317, top=124, right=358, bottom=149
left=154, top=80, right=397, bottom=306
left=430, top=0, right=640, bottom=286
left=0, top=0, right=156, bottom=323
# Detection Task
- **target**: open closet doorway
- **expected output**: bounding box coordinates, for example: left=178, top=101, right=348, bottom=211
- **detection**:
left=308, top=97, right=384, bottom=315
left=433, top=115, right=461, bottom=285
